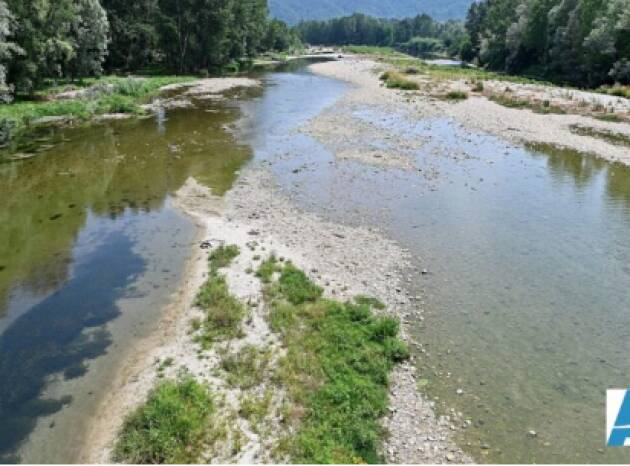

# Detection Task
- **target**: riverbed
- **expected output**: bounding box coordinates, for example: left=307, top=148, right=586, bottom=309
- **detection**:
left=1, top=58, right=629, bottom=464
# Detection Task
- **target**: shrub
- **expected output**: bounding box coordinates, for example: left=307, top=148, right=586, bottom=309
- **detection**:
left=444, top=90, right=468, bottom=100
left=114, top=375, right=213, bottom=464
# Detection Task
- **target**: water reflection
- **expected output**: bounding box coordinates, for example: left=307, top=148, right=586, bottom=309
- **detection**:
left=0, top=232, right=143, bottom=462
left=0, top=92, right=253, bottom=461
left=0, top=103, right=252, bottom=319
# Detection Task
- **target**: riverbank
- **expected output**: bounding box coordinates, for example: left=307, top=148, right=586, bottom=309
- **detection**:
left=305, top=56, right=630, bottom=167
left=80, top=162, right=470, bottom=463
left=0, top=76, right=261, bottom=154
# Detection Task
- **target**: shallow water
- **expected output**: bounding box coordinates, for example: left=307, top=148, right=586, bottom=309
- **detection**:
left=242, top=68, right=630, bottom=463
left=0, top=96, right=252, bottom=462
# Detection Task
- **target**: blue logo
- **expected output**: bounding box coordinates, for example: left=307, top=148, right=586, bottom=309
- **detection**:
left=607, top=390, right=630, bottom=447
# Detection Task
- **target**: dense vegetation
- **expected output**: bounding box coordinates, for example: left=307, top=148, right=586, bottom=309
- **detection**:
left=297, top=0, right=630, bottom=88
left=0, top=0, right=300, bottom=101
left=269, top=0, right=474, bottom=24
left=260, top=258, right=409, bottom=463
left=464, top=0, right=630, bottom=87
left=297, top=13, right=468, bottom=57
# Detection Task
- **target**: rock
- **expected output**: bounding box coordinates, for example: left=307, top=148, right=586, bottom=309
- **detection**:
left=446, top=452, right=455, bottom=462
left=527, top=430, right=537, bottom=438
left=456, top=388, right=464, bottom=395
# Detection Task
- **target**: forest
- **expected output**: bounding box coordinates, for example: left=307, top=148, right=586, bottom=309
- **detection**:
left=0, top=0, right=300, bottom=101
left=464, top=0, right=630, bottom=87
left=296, top=0, right=630, bottom=88
left=296, top=14, right=468, bottom=58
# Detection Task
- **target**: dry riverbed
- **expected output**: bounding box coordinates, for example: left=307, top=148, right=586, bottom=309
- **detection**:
left=307, top=57, right=630, bottom=167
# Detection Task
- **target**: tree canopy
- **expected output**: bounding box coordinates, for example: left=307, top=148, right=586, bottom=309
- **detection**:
left=0, top=0, right=299, bottom=97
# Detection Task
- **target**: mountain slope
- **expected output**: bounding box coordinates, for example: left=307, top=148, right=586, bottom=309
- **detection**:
left=269, top=0, right=474, bottom=24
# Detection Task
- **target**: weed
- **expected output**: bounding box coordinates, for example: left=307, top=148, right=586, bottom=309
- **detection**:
left=443, top=91, right=469, bottom=101
left=354, top=295, right=386, bottom=310
left=381, top=71, right=419, bottom=91
left=239, top=390, right=272, bottom=431
left=114, top=375, right=213, bottom=464
left=262, top=262, right=409, bottom=463
left=277, top=264, right=323, bottom=305
left=208, top=244, right=240, bottom=272
left=220, top=345, right=270, bottom=389
left=256, top=255, right=279, bottom=284
left=194, top=244, right=245, bottom=346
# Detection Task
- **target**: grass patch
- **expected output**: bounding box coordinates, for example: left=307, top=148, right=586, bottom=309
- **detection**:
left=114, top=375, right=214, bottom=464
left=208, top=244, right=240, bottom=272
left=0, top=75, right=196, bottom=145
left=380, top=71, right=419, bottom=91
left=442, top=90, right=468, bottom=101
left=256, top=255, right=280, bottom=284
left=594, top=113, right=623, bottom=123
left=489, top=93, right=565, bottom=114
left=194, top=245, right=245, bottom=346
left=239, top=390, right=273, bottom=431
left=343, top=45, right=401, bottom=56
left=354, top=295, right=386, bottom=310
left=263, top=263, right=409, bottom=463
left=597, top=85, right=630, bottom=99
left=220, top=345, right=271, bottom=389
left=569, top=125, right=630, bottom=147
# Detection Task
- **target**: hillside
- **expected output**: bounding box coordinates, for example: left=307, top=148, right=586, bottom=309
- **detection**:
left=269, top=0, right=474, bottom=24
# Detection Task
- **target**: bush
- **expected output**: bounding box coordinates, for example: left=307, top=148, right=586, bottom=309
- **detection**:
left=382, top=71, right=419, bottom=91
left=114, top=375, right=213, bottom=464
left=444, top=90, right=468, bottom=100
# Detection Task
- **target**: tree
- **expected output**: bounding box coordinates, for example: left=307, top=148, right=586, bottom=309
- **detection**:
left=0, top=0, right=22, bottom=102
left=68, top=0, right=109, bottom=77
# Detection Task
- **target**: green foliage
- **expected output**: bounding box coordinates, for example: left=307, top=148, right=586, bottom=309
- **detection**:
left=443, top=90, right=469, bottom=100
left=208, top=244, right=240, bottom=272
left=194, top=244, right=245, bottom=345
left=220, top=345, right=270, bottom=389
left=381, top=70, right=420, bottom=90
left=277, top=264, right=323, bottom=305
left=297, top=12, right=467, bottom=58
left=262, top=262, right=409, bottom=463
left=354, top=295, right=386, bottom=310
left=0, top=75, right=192, bottom=144
left=1, top=0, right=298, bottom=99
left=114, top=375, right=214, bottom=464
left=465, top=0, right=630, bottom=87
left=256, top=255, right=280, bottom=284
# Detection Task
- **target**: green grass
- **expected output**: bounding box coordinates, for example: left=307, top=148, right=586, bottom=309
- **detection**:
left=220, top=345, right=271, bottom=389
left=263, top=262, right=409, bottom=463
left=194, top=245, right=245, bottom=346
left=597, top=85, right=630, bottom=99
left=256, top=255, right=280, bottom=284
left=343, top=45, right=401, bottom=56
left=569, top=125, right=630, bottom=147
left=442, top=90, right=469, bottom=101
left=380, top=70, right=420, bottom=91
left=0, top=75, right=196, bottom=145
left=114, top=375, right=214, bottom=464
left=489, top=93, right=565, bottom=114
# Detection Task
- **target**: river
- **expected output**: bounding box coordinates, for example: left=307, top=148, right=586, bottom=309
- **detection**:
left=1, top=60, right=629, bottom=463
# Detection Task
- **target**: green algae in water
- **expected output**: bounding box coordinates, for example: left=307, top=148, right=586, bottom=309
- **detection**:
left=569, top=124, right=630, bottom=147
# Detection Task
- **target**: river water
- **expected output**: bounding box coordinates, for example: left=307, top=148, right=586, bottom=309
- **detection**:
left=0, top=95, right=252, bottom=462
left=1, top=61, right=629, bottom=463
left=239, top=66, right=630, bottom=463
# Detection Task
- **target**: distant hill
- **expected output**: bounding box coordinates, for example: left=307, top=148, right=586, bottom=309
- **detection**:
left=269, top=0, right=474, bottom=24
